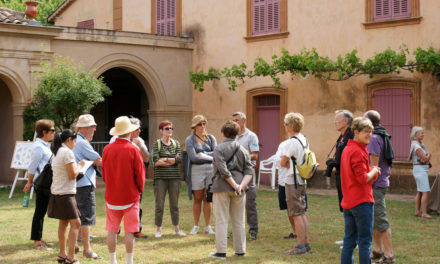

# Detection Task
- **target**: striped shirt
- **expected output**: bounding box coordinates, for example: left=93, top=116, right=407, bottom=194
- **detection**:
left=152, top=138, right=182, bottom=180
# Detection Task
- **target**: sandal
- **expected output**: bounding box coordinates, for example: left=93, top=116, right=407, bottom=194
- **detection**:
left=65, top=258, right=80, bottom=264
left=74, top=246, right=80, bottom=254
left=83, top=250, right=103, bottom=259
left=57, top=255, right=66, bottom=263
left=375, top=255, right=395, bottom=264
left=421, top=214, right=433, bottom=219
left=371, top=250, right=384, bottom=260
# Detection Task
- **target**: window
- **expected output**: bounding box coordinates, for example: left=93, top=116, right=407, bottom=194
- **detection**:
left=246, top=0, right=288, bottom=42
left=151, top=0, right=182, bottom=36
left=364, top=0, right=421, bottom=29
left=366, top=79, right=421, bottom=161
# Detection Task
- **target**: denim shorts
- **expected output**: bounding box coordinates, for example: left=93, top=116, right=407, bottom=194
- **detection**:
left=76, top=185, right=96, bottom=226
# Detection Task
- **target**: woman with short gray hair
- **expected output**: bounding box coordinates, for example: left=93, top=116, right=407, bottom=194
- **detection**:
left=409, top=126, right=432, bottom=219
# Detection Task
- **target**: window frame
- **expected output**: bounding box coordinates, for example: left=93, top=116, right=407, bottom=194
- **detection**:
left=366, top=78, right=421, bottom=163
left=364, top=0, right=422, bottom=29
left=151, top=0, right=182, bottom=36
left=245, top=0, right=289, bottom=42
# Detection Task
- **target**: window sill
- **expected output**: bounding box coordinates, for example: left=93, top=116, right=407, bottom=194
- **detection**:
left=245, top=31, right=289, bottom=43
left=363, top=16, right=422, bottom=29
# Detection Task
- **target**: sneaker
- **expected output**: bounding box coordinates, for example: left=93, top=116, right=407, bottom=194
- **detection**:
left=189, top=226, right=200, bottom=235
left=155, top=231, right=162, bottom=238
left=134, top=232, right=148, bottom=239
left=175, top=230, right=187, bottom=237
left=209, top=252, right=226, bottom=260
left=305, top=242, right=312, bottom=253
left=249, top=233, right=257, bottom=241
left=205, top=226, right=215, bottom=235
left=335, top=240, right=344, bottom=246
left=284, top=244, right=309, bottom=255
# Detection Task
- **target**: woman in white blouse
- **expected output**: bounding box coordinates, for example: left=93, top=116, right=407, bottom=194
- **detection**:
left=48, top=130, right=86, bottom=264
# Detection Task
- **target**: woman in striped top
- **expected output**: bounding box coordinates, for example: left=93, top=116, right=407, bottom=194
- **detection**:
left=152, top=120, right=186, bottom=238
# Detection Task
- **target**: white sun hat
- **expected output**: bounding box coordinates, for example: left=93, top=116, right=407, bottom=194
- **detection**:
left=109, top=116, right=140, bottom=136
left=76, top=114, right=97, bottom=128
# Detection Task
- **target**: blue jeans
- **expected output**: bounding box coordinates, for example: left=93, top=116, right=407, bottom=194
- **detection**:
left=341, top=202, right=374, bottom=264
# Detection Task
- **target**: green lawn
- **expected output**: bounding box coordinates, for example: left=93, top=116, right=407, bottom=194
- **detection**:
left=0, top=184, right=438, bottom=264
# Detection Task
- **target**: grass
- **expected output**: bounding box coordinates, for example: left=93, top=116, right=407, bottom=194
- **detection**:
left=0, top=184, right=438, bottom=264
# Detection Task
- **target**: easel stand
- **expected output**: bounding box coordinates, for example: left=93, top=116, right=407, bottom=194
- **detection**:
left=9, top=169, right=34, bottom=199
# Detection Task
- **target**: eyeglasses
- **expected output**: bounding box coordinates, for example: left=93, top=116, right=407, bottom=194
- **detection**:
left=232, top=119, right=240, bottom=123
left=163, top=127, right=174, bottom=131
left=361, top=129, right=373, bottom=134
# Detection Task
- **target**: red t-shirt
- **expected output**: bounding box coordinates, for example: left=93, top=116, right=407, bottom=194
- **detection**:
left=340, top=139, right=374, bottom=209
left=102, top=138, right=145, bottom=205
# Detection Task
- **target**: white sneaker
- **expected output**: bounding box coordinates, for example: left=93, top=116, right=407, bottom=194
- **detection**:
left=205, top=225, right=215, bottom=235
left=155, top=231, right=162, bottom=238
left=335, top=240, right=344, bottom=246
left=175, top=230, right=187, bottom=237
left=189, top=226, right=200, bottom=235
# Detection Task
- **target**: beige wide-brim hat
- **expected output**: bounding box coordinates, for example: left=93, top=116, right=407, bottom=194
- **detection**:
left=76, top=114, right=97, bottom=128
left=109, top=116, right=140, bottom=136
left=191, top=115, right=207, bottom=128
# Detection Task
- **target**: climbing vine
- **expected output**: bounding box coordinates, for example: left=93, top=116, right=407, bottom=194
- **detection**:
left=189, top=46, right=440, bottom=92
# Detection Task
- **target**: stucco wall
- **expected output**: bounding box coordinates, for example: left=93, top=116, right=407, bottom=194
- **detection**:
left=123, top=0, right=151, bottom=33
left=52, top=0, right=114, bottom=30
left=178, top=0, right=440, bottom=174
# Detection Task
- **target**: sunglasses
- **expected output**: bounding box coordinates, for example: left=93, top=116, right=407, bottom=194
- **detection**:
left=48, top=129, right=55, bottom=132
left=197, top=122, right=207, bottom=127
left=163, top=127, right=174, bottom=131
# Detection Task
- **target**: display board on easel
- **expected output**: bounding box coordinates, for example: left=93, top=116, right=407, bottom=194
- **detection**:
left=9, top=141, right=34, bottom=199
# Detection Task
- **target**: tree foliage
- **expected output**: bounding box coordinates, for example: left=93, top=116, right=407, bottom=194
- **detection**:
left=189, top=46, right=440, bottom=92
left=23, top=55, right=111, bottom=140
left=0, top=0, right=64, bottom=25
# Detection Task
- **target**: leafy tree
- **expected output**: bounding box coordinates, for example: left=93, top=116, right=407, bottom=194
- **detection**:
left=190, top=46, right=440, bottom=91
left=0, top=0, right=64, bottom=25
left=23, top=55, right=111, bottom=140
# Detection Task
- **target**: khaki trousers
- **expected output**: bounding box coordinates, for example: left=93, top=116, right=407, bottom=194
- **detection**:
left=213, top=191, right=246, bottom=254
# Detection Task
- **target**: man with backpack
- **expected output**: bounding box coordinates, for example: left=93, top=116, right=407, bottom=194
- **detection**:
left=280, top=112, right=311, bottom=255
left=364, top=110, right=395, bottom=264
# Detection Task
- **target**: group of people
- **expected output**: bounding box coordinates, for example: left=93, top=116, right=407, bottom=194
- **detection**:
left=23, top=108, right=434, bottom=264
left=322, top=110, right=433, bottom=264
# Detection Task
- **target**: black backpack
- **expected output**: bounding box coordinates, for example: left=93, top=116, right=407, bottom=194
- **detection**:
left=33, top=156, right=53, bottom=194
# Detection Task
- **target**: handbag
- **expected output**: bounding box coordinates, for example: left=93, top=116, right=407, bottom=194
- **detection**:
left=205, top=145, right=240, bottom=202
left=33, top=155, right=53, bottom=193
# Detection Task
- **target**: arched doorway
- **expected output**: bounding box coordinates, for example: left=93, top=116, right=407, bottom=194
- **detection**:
left=246, top=87, right=287, bottom=186
left=0, top=78, right=14, bottom=184
left=91, top=68, right=149, bottom=143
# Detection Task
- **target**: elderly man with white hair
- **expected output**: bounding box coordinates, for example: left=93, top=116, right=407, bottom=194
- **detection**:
left=73, top=114, right=102, bottom=259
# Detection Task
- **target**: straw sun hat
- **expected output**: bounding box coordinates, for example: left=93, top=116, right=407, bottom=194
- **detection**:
left=109, top=116, right=140, bottom=136
left=76, top=114, right=97, bottom=128
left=191, top=115, right=207, bottom=128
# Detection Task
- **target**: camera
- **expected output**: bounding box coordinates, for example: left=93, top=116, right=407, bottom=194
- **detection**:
left=323, top=158, right=337, bottom=177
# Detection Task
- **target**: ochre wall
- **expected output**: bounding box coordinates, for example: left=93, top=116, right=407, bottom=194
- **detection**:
left=52, top=0, right=114, bottom=30
left=177, top=0, right=440, bottom=174
left=123, top=0, right=151, bottom=33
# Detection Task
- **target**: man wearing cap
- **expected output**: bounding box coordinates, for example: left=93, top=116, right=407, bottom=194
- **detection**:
left=102, top=116, right=145, bottom=264
left=73, top=114, right=102, bottom=259
left=232, top=112, right=259, bottom=240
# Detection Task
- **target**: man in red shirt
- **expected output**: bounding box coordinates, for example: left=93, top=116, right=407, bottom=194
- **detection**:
left=102, top=116, right=145, bottom=264
left=340, top=117, right=380, bottom=264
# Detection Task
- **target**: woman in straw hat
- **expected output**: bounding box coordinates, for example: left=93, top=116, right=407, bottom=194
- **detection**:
left=409, top=126, right=432, bottom=219
left=185, top=115, right=217, bottom=235
left=152, top=120, right=186, bottom=238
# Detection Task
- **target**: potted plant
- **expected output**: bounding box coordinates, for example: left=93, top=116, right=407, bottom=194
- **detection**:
left=24, top=1, right=39, bottom=21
